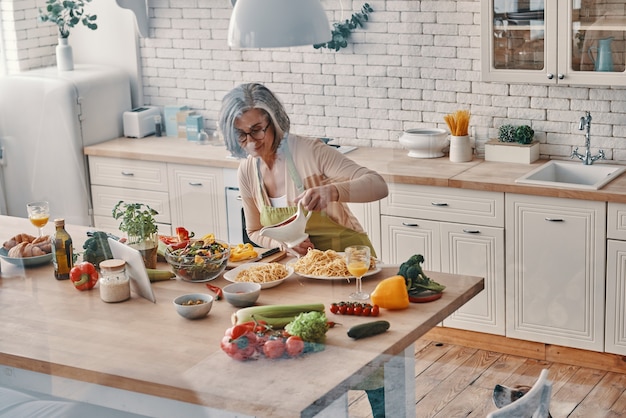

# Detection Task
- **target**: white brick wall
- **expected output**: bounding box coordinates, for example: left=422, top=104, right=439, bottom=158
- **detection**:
left=4, top=0, right=626, bottom=161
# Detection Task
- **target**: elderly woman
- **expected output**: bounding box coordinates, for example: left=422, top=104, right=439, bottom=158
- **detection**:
left=218, top=83, right=388, bottom=257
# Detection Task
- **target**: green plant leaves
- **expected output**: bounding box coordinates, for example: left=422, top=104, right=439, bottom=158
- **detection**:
left=314, top=3, right=373, bottom=52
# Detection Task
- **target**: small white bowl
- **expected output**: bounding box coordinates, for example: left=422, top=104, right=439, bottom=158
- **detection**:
left=173, top=293, right=214, bottom=319
left=399, top=128, right=449, bottom=158
left=223, top=282, right=261, bottom=308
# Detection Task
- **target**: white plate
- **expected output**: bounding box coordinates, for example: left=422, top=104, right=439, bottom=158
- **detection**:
left=288, top=258, right=382, bottom=281
left=0, top=248, right=53, bottom=267
left=223, top=262, right=294, bottom=289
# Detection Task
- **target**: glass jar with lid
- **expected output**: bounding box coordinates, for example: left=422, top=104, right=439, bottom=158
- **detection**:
left=99, top=259, right=130, bottom=303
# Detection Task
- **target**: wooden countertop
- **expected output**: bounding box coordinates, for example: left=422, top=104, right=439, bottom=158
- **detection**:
left=84, top=136, right=626, bottom=203
left=0, top=216, right=484, bottom=417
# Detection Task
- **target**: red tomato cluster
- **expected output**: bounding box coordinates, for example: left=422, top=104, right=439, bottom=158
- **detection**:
left=220, top=321, right=306, bottom=361
left=330, top=301, right=380, bottom=316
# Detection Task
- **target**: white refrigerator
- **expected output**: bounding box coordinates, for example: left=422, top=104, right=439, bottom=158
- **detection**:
left=0, top=64, right=132, bottom=226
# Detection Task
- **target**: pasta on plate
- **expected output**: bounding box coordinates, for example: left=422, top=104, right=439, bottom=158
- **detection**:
left=292, top=249, right=377, bottom=278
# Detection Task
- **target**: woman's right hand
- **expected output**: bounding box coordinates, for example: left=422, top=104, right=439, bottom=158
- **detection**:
left=290, top=237, right=314, bottom=256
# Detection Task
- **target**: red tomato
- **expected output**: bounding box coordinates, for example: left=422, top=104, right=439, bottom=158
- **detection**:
left=285, top=336, right=305, bottom=357
left=371, top=305, right=380, bottom=317
left=263, top=338, right=286, bottom=359
left=220, top=332, right=257, bottom=361
left=69, top=262, right=99, bottom=291
left=230, top=324, right=251, bottom=340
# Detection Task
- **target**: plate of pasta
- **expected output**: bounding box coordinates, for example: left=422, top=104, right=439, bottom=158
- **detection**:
left=223, top=262, right=294, bottom=289
left=288, top=249, right=381, bottom=280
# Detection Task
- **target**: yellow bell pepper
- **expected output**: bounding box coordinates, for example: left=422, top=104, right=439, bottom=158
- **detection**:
left=229, top=243, right=258, bottom=262
left=370, top=275, right=410, bottom=310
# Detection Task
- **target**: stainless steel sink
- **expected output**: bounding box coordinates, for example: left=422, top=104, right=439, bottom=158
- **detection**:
left=515, top=160, right=626, bottom=190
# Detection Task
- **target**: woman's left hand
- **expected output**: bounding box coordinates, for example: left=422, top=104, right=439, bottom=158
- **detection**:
left=296, top=185, right=339, bottom=212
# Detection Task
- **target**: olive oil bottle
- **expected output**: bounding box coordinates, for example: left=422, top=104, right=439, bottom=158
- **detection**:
left=51, top=218, right=73, bottom=280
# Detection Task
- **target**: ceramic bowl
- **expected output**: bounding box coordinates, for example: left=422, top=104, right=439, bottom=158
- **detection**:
left=399, top=128, right=449, bottom=158
left=222, top=282, right=261, bottom=308
left=173, top=293, right=214, bottom=319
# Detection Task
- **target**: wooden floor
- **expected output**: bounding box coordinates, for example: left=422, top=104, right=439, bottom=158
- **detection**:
left=347, top=336, right=626, bottom=418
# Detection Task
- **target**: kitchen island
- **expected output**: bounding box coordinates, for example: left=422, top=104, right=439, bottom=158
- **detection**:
left=0, top=215, right=483, bottom=417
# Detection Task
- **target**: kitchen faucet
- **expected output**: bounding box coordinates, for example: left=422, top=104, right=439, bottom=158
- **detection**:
left=571, top=111, right=605, bottom=165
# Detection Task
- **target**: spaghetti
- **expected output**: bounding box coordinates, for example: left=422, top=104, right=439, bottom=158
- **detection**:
left=293, top=249, right=375, bottom=277
left=235, top=263, right=290, bottom=283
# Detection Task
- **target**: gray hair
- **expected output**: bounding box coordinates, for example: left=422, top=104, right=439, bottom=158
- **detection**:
left=219, top=83, right=290, bottom=159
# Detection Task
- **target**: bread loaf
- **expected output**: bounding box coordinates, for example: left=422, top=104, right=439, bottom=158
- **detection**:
left=3, top=234, right=51, bottom=257
left=8, top=242, right=48, bottom=258
left=3, top=233, right=36, bottom=250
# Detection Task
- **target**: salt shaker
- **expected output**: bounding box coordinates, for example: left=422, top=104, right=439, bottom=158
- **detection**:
left=99, top=259, right=130, bottom=303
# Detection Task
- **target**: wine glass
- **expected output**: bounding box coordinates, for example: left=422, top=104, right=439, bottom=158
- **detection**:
left=27, top=201, right=50, bottom=237
left=345, top=245, right=371, bottom=300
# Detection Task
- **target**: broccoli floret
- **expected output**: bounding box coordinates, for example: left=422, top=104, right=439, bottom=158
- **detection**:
left=397, top=253, right=446, bottom=295
left=83, top=231, right=113, bottom=268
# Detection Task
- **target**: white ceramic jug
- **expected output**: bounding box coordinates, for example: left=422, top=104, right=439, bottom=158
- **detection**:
left=259, top=201, right=312, bottom=248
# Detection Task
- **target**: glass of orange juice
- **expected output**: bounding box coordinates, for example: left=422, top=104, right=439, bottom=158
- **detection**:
left=345, top=245, right=371, bottom=300
left=26, top=201, right=50, bottom=237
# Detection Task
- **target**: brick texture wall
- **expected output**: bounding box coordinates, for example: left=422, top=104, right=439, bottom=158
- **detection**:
left=5, top=0, right=626, bottom=161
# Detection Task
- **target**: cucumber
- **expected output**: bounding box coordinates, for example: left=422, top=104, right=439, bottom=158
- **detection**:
left=347, top=320, right=390, bottom=339
left=146, top=268, right=175, bottom=282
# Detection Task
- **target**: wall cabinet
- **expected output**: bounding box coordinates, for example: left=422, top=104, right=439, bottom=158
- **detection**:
left=605, top=202, right=626, bottom=355
left=505, top=193, right=606, bottom=351
left=381, top=184, right=505, bottom=335
left=481, top=0, right=626, bottom=86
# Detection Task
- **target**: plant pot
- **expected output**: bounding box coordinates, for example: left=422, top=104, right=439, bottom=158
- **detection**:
left=56, top=38, right=74, bottom=71
left=128, top=234, right=158, bottom=269
left=484, top=140, right=540, bottom=164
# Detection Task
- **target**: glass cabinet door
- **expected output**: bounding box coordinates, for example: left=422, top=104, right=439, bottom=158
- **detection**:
left=568, top=0, right=626, bottom=74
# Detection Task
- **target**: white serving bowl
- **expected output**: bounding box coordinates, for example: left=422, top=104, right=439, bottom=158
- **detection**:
left=399, top=128, right=449, bottom=158
left=173, top=293, right=214, bottom=319
left=222, top=282, right=261, bottom=308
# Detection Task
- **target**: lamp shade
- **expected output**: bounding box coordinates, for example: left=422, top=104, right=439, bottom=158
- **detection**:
left=228, top=0, right=332, bottom=48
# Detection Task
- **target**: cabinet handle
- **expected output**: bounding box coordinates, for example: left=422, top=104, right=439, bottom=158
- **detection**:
left=121, top=171, right=134, bottom=176
left=401, top=222, right=419, bottom=227
left=547, top=73, right=554, bottom=80
left=462, top=229, right=480, bottom=234
left=545, top=217, right=564, bottom=222
left=558, top=73, right=565, bottom=80
left=431, top=202, right=448, bottom=207
left=188, top=182, right=203, bottom=186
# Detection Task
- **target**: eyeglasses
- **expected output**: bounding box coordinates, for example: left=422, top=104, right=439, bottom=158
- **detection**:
left=237, top=123, right=270, bottom=145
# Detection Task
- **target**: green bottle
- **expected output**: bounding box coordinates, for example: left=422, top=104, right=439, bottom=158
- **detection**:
left=51, top=218, right=73, bottom=280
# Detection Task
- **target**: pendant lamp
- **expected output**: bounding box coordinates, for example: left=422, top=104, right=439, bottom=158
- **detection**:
left=228, top=0, right=332, bottom=48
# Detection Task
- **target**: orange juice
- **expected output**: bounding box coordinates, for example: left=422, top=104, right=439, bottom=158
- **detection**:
left=30, top=214, right=49, bottom=228
left=347, top=261, right=368, bottom=278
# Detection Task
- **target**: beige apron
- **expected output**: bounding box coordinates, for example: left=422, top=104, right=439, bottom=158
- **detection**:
left=256, top=139, right=376, bottom=257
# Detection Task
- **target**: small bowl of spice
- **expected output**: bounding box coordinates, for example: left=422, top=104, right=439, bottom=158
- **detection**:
left=173, top=293, right=214, bottom=319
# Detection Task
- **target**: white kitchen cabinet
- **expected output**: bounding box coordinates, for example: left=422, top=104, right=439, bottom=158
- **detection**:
left=605, top=202, right=626, bottom=355
left=481, top=0, right=626, bottom=86
left=381, top=184, right=505, bottom=335
left=89, top=156, right=172, bottom=236
left=505, top=193, right=606, bottom=351
left=167, top=163, right=228, bottom=240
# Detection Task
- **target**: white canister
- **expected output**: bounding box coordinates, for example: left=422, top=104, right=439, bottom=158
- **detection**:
left=99, top=259, right=130, bottom=303
left=449, top=135, right=473, bottom=163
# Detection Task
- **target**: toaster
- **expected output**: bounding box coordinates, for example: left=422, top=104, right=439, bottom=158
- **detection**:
left=123, top=106, right=161, bottom=138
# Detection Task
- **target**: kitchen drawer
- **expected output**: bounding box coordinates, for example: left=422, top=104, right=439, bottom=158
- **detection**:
left=89, top=156, right=168, bottom=192
left=608, top=202, right=626, bottom=240
left=91, top=185, right=171, bottom=224
left=380, top=184, right=504, bottom=227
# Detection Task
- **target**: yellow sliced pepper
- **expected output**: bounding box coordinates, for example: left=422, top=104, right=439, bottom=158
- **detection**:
left=229, top=243, right=258, bottom=262
left=370, top=275, right=410, bottom=310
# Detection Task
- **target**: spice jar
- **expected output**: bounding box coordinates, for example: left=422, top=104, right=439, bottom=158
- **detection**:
left=99, top=259, right=130, bottom=303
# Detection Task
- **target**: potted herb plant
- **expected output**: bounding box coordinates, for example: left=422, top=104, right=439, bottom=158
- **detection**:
left=112, top=201, right=159, bottom=269
left=37, top=0, right=98, bottom=71
left=484, top=124, right=540, bottom=164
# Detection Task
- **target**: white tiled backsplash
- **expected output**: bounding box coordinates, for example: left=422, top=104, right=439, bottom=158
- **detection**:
left=6, top=0, right=626, bottom=161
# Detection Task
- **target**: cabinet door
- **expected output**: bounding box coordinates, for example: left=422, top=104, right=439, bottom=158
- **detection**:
left=168, top=164, right=227, bottom=240
left=441, top=222, right=505, bottom=335
left=506, top=194, right=606, bottom=351
left=606, top=239, right=626, bottom=355
left=381, top=215, right=441, bottom=271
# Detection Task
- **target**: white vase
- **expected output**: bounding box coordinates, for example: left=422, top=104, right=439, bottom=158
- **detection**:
left=56, top=38, right=74, bottom=71
left=449, top=135, right=473, bottom=163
